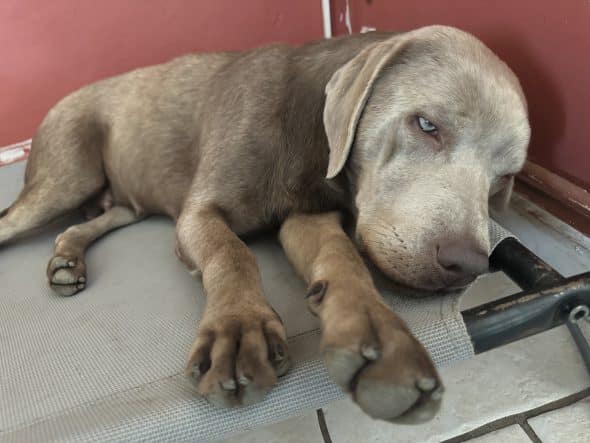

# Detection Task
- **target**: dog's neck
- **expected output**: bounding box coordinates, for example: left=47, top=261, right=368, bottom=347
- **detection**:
left=277, top=32, right=392, bottom=215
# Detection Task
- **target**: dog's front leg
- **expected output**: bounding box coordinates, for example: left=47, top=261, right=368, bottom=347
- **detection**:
left=177, top=206, right=290, bottom=407
left=280, top=212, right=443, bottom=423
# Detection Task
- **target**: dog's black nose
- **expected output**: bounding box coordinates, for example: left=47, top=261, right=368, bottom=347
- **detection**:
left=436, top=241, right=489, bottom=287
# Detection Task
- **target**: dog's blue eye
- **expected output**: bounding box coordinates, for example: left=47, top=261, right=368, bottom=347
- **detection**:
left=417, top=116, right=437, bottom=133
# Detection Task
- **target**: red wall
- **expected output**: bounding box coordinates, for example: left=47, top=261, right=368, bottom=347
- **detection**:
left=0, top=1, right=322, bottom=146
left=2, top=1, right=588, bottom=190
left=331, top=0, right=590, bottom=189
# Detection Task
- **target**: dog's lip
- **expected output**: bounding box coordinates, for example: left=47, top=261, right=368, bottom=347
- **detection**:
left=366, top=259, right=463, bottom=297
left=382, top=279, right=463, bottom=297
left=439, top=284, right=470, bottom=294
left=361, top=246, right=473, bottom=296
left=382, top=269, right=476, bottom=296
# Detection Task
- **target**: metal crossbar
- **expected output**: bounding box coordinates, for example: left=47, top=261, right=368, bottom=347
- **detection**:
left=463, top=238, right=590, bottom=373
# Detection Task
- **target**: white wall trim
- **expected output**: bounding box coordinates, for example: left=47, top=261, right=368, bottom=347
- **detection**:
left=0, top=139, right=31, bottom=167
left=344, top=0, right=352, bottom=34
left=321, top=0, right=332, bottom=38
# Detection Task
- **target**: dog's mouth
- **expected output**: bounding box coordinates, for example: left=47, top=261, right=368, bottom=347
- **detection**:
left=357, top=234, right=479, bottom=296
left=385, top=279, right=467, bottom=298
left=364, top=258, right=470, bottom=298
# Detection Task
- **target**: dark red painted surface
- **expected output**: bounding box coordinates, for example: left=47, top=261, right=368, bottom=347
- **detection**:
left=331, top=0, right=590, bottom=189
left=0, top=1, right=322, bottom=146
left=2, top=1, right=588, bottom=190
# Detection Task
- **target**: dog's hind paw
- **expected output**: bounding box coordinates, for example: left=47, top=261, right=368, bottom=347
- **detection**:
left=47, top=255, right=87, bottom=296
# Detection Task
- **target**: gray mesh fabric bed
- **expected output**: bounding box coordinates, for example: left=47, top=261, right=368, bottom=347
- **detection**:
left=0, top=161, right=510, bottom=442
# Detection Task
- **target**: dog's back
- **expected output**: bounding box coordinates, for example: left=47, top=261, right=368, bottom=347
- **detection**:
left=15, top=33, right=388, bottom=229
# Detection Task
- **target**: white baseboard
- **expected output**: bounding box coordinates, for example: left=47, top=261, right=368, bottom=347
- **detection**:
left=0, top=139, right=31, bottom=167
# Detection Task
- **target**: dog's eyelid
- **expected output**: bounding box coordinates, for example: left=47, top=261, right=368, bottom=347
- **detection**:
left=415, top=116, right=441, bottom=142
left=417, top=116, right=437, bottom=133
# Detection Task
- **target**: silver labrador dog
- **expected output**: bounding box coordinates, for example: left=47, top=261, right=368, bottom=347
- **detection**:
left=0, top=26, right=530, bottom=423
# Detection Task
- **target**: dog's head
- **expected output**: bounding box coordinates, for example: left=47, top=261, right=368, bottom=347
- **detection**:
left=324, top=26, right=530, bottom=291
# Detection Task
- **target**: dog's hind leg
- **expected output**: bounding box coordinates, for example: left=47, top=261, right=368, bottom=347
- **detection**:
left=0, top=183, right=99, bottom=246
left=0, top=111, right=106, bottom=246
left=0, top=178, right=105, bottom=246
left=48, top=205, right=141, bottom=296
left=0, top=185, right=101, bottom=246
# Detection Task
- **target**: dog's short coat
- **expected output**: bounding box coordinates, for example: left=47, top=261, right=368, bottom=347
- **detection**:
left=0, top=26, right=530, bottom=423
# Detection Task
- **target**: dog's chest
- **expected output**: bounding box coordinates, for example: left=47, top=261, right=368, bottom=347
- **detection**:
left=225, top=170, right=346, bottom=235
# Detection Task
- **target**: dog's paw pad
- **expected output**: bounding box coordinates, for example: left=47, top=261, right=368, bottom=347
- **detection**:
left=47, top=255, right=87, bottom=296
left=321, top=300, right=443, bottom=424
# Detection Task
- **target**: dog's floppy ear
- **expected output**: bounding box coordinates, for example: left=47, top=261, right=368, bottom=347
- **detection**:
left=490, top=176, right=514, bottom=211
left=323, top=37, right=407, bottom=179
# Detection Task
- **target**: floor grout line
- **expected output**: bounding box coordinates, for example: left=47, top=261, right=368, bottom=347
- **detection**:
left=316, top=409, right=333, bottom=443
left=520, top=421, right=543, bottom=443
left=441, top=387, right=590, bottom=442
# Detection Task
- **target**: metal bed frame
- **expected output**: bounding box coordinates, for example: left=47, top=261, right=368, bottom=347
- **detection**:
left=463, top=237, right=590, bottom=372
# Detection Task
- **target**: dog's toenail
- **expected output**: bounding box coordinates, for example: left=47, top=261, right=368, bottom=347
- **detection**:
left=360, top=345, right=380, bottom=360
left=77, top=284, right=85, bottom=290
left=306, top=280, right=327, bottom=300
left=68, top=261, right=75, bottom=267
left=417, top=377, right=437, bottom=392
left=238, top=375, right=250, bottom=386
left=221, top=379, right=237, bottom=391
left=78, top=276, right=86, bottom=283
left=431, top=387, right=443, bottom=401
left=273, top=344, right=285, bottom=360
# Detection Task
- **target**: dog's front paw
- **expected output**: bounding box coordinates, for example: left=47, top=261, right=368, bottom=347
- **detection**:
left=186, top=304, right=290, bottom=408
left=314, top=284, right=443, bottom=423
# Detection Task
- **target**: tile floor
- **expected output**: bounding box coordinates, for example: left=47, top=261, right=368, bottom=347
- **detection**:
left=528, top=396, right=590, bottom=443
left=460, top=425, right=531, bottom=443
left=219, top=194, right=590, bottom=443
